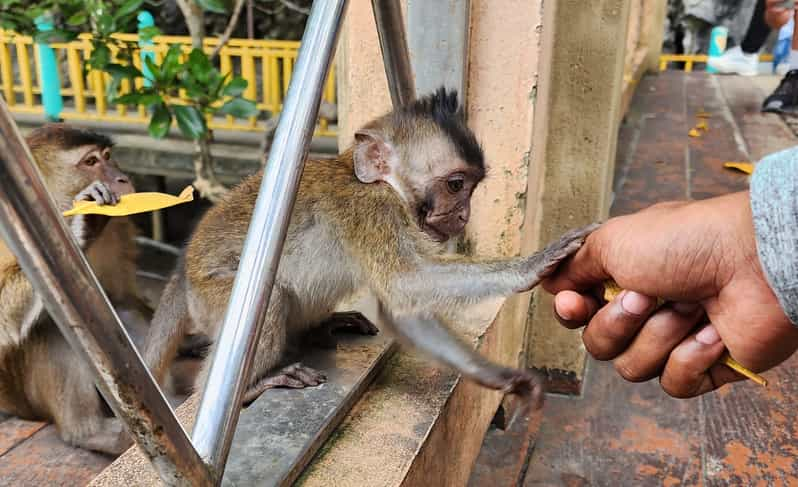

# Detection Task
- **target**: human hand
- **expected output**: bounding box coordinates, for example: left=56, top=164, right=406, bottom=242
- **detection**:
left=765, top=0, right=796, bottom=29
left=542, top=191, right=798, bottom=398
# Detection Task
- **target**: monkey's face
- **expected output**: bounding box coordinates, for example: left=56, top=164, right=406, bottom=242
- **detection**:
left=414, top=165, right=482, bottom=242
left=400, top=136, right=484, bottom=242
left=64, top=145, right=135, bottom=198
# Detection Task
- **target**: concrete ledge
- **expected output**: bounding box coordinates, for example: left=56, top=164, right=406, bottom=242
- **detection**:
left=90, top=293, right=525, bottom=486
left=298, top=295, right=527, bottom=487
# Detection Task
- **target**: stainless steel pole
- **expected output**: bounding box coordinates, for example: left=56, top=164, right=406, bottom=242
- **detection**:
left=0, top=99, right=211, bottom=487
left=191, top=0, right=350, bottom=474
left=371, top=0, right=416, bottom=106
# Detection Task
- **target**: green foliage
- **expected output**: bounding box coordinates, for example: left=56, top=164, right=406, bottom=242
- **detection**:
left=2, top=0, right=257, bottom=141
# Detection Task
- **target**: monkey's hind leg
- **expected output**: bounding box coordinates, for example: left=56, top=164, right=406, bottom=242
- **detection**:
left=308, top=311, right=380, bottom=349
left=200, top=285, right=327, bottom=406
left=53, top=363, right=132, bottom=456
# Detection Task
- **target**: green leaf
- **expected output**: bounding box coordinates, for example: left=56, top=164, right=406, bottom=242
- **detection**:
left=222, top=76, right=247, bottom=97
left=218, top=98, right=258, bottom=118
left=114, top=0, right=144, bottom=19
left=113, top=91, right=162, bottom=106
left=144, top=55, right=161, bottom=83
left=139, top=25, right=161, bottom=42
left=106, top=74, right=122, bottom=100
left=104, top=63, right=142, bottom=79
left=66, top=11, right=87, bottom=26
left=187, top=48, right=212, bottom=84
left=195, top=0, right=228, bottom=14
left=33, top=29, right=77, bottom=44
left=161, top=44, right=182, bottom=83
left=89, top=44, right=111, bottom=69
left=96, top=13, right=116, bottom=36
left=173, top=105, right=206, bottom=139
left=148, top=103, right=172, bottom=138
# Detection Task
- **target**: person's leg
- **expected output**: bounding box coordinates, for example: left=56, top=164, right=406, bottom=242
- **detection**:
left=743, top=0, right=773, bottom=53
left=762, top=8, right=798, bottom=113
left=710, top=0, right=767, bottom=75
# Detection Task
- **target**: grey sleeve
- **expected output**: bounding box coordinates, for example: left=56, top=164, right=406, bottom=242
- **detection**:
left=750, top=146, right=798, bottom=326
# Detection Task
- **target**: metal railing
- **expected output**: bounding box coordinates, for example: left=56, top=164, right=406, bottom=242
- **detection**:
left=0, top=0, right=412, bottom=484
left=0, top=28, right=338, bottom=136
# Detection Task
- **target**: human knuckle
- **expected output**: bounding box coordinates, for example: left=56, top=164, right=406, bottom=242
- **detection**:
left=614, top=359, right=649, bottom=383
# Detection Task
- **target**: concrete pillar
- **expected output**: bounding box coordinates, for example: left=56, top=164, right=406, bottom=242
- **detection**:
left=524, top=0, right=632, bottom=392
left=642, top=0, right=667, bottom=73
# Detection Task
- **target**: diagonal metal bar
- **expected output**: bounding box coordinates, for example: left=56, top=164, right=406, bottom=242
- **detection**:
left=0, top=98, right=212, bottom=486
left=190, top=0, right=350, bottom=477
left=372, top=0, right=416, bottom=106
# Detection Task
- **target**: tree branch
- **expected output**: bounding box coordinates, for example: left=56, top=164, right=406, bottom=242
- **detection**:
left=279, top=0, right=310, bottom=15
left=211, top=0, right=246, bottom=60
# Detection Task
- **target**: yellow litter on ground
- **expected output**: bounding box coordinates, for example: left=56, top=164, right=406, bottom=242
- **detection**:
left=723, top=162, right=754, bottom=175
left=63, top=185, right=195, bottom=217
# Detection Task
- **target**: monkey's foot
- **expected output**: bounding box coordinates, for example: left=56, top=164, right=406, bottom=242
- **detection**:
left=309, top=311, right=380, bottom=349
left=243, top=363, right=327, bottom=405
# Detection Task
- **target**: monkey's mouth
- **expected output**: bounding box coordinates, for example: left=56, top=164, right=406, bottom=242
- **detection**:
left=421, top=221, right=450, bottom=242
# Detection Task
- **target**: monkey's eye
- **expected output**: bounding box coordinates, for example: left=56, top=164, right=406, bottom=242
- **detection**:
left=447, top=177, right=464, bottom=193
left=84, top=156, right=99, bottom=166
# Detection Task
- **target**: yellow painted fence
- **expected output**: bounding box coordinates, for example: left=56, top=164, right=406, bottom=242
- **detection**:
left=0, top=31, right=337, bottom=136
left=659, top=53, right=774, bottom=72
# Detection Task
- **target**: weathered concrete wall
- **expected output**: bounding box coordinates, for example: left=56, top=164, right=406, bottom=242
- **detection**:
left=464, top=0, right=545, bottom=258
left=327, top=0, right=547, bottom=483
left=525, top=0, right=631, bottom=386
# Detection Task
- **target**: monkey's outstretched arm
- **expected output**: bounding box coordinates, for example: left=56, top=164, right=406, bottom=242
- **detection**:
left=395, top=224, right=597, bottom=310
left=378, top=304, right=543, bottom=407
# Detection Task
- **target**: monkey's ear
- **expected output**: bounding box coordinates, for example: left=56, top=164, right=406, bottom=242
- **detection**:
left=353, top=129, right=395, bottom=184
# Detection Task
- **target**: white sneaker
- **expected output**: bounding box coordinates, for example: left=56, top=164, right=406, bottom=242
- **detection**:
left=708, top=46, right=759, bottom=76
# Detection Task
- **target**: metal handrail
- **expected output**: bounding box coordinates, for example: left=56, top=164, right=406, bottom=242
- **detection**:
left=372, top=0, right=416, bottom=106
left=0, top=0, right=414, bottom=484
left=190, top=0, right=350, bottom=472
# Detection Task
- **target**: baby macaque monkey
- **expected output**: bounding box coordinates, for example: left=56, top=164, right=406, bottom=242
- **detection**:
left=144, top=88, right=596, bottom=411
left=0, top=124, right=145, bottom=455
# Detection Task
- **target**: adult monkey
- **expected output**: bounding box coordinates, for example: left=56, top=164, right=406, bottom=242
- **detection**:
left=0, top=124, right=147, bottom=455
left=143, top=88, right=597, bottom=411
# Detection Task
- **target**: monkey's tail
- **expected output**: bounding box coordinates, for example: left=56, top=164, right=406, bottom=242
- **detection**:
left=142, top=255, right=190, bottom=386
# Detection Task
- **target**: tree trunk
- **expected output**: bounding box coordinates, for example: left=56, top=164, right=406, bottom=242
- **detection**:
left=192, top=134, right=228, bottom=202
left=176, top=0, right=206, bottom=49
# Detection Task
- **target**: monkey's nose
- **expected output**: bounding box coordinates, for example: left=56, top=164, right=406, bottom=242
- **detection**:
left=116, top=176, right=130, bottom=184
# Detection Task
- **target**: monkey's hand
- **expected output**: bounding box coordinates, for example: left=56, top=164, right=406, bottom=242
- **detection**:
left=69, top=181, right=119, bottom=249
left=480, top=366, right=545, bottom=426
left=515, top=223, right=600, bottom=293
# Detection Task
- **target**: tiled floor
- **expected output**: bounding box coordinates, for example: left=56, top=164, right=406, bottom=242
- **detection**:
left=472, top=71, right=798, bottom=486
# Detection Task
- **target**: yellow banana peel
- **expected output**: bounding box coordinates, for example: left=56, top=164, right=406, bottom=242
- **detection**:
left=63, top=185, right=195, bottom=218
left=723, top=162, right=754, bottom=175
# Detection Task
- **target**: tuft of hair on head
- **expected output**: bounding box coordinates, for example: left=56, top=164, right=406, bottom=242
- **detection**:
left=26, top=123, right=114, bottom=152
left=402, top=86, right=485, bottom=170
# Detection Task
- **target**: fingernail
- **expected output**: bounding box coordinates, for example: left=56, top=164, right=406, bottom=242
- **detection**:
left=673, top=302, right=700, bottom=315
left=555, top=298, right=574, bottom=321
left=620, top=291, right=653, bottom=316
left=696, top=325, right=720, bottom=345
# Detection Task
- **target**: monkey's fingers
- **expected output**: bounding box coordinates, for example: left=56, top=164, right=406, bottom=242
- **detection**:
left=500, top=368, right=546, bottom=429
